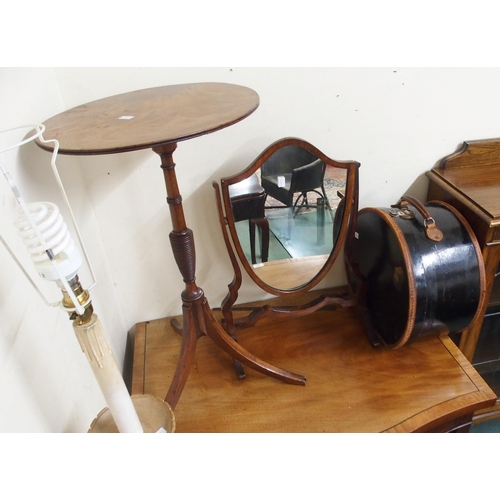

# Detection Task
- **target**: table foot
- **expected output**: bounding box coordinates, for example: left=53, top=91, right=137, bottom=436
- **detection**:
left=164, top=304, right=200, bottom=409
left=165, top=296, right=306, bottom=409
left=170, top=318, right=183, bottom=335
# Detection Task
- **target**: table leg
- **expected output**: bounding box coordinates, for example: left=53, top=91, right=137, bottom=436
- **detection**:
left=153, top=144, right=306, bottom=409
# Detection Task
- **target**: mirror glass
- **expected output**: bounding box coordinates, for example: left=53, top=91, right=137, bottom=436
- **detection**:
left=221, top=138, right=356, bottom=293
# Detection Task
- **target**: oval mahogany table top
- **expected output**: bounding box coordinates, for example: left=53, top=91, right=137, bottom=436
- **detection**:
left=35, top=82, right=260, bottom=155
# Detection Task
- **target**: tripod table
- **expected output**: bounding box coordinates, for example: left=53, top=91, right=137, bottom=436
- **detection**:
left=36, top=82, right=306, bottom=410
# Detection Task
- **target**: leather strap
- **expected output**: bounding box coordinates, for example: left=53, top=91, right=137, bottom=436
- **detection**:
left=393, top=195, right=444, bottom=242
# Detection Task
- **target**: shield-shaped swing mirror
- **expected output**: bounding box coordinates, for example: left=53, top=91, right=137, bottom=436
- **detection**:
left=213, top=137, right=360, bottom=343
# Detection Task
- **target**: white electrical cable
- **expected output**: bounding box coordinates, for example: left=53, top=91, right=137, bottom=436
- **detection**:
left=36, top=132, right=97, bottom=291
left=0, top=124, right=45, bottom=154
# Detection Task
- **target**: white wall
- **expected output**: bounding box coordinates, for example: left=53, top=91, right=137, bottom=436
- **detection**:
left=2, top=67, right=500, bottom=432
left=0, top=68, right=126, bottom=432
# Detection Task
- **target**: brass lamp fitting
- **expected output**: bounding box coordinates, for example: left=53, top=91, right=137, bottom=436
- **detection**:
left=60, top=275, right=94, bottom=325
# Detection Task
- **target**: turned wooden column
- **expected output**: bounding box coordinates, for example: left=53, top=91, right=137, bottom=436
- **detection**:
left=154, top=144, right=201, bottom=299
left=153, top=143, right=207, bottom=408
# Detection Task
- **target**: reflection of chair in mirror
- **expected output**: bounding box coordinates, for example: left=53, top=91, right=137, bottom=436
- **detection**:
left=261, top=146, right=331, bottom=217
left=214, top=138, right=360, bottom=384
left=228, top=174, right=269, bottom=264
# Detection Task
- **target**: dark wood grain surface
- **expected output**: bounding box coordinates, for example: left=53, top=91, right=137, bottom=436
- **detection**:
left=431, top=138, right=500, bottom=220
left=35, top=83, right=259, bottom=155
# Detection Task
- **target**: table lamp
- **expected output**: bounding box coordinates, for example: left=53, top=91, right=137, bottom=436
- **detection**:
left=0, top=124, right=175, bottom=433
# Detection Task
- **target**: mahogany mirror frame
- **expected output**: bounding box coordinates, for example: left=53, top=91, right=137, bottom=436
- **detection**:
left=214, top=137, right=360, bottom=341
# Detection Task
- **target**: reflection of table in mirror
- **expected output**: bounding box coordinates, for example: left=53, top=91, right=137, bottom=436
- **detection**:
left=36, top=83, right=307, bottom=410
left=252, top=254, right=329, bottom=290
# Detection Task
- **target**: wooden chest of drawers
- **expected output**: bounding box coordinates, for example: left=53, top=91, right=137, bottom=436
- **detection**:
left=426, top=139, right=500, bottom=365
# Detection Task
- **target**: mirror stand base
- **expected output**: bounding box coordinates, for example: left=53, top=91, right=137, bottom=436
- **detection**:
left=217, top=291, right=358, bottom=381
left=231, top=292, right=358, bottom=330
